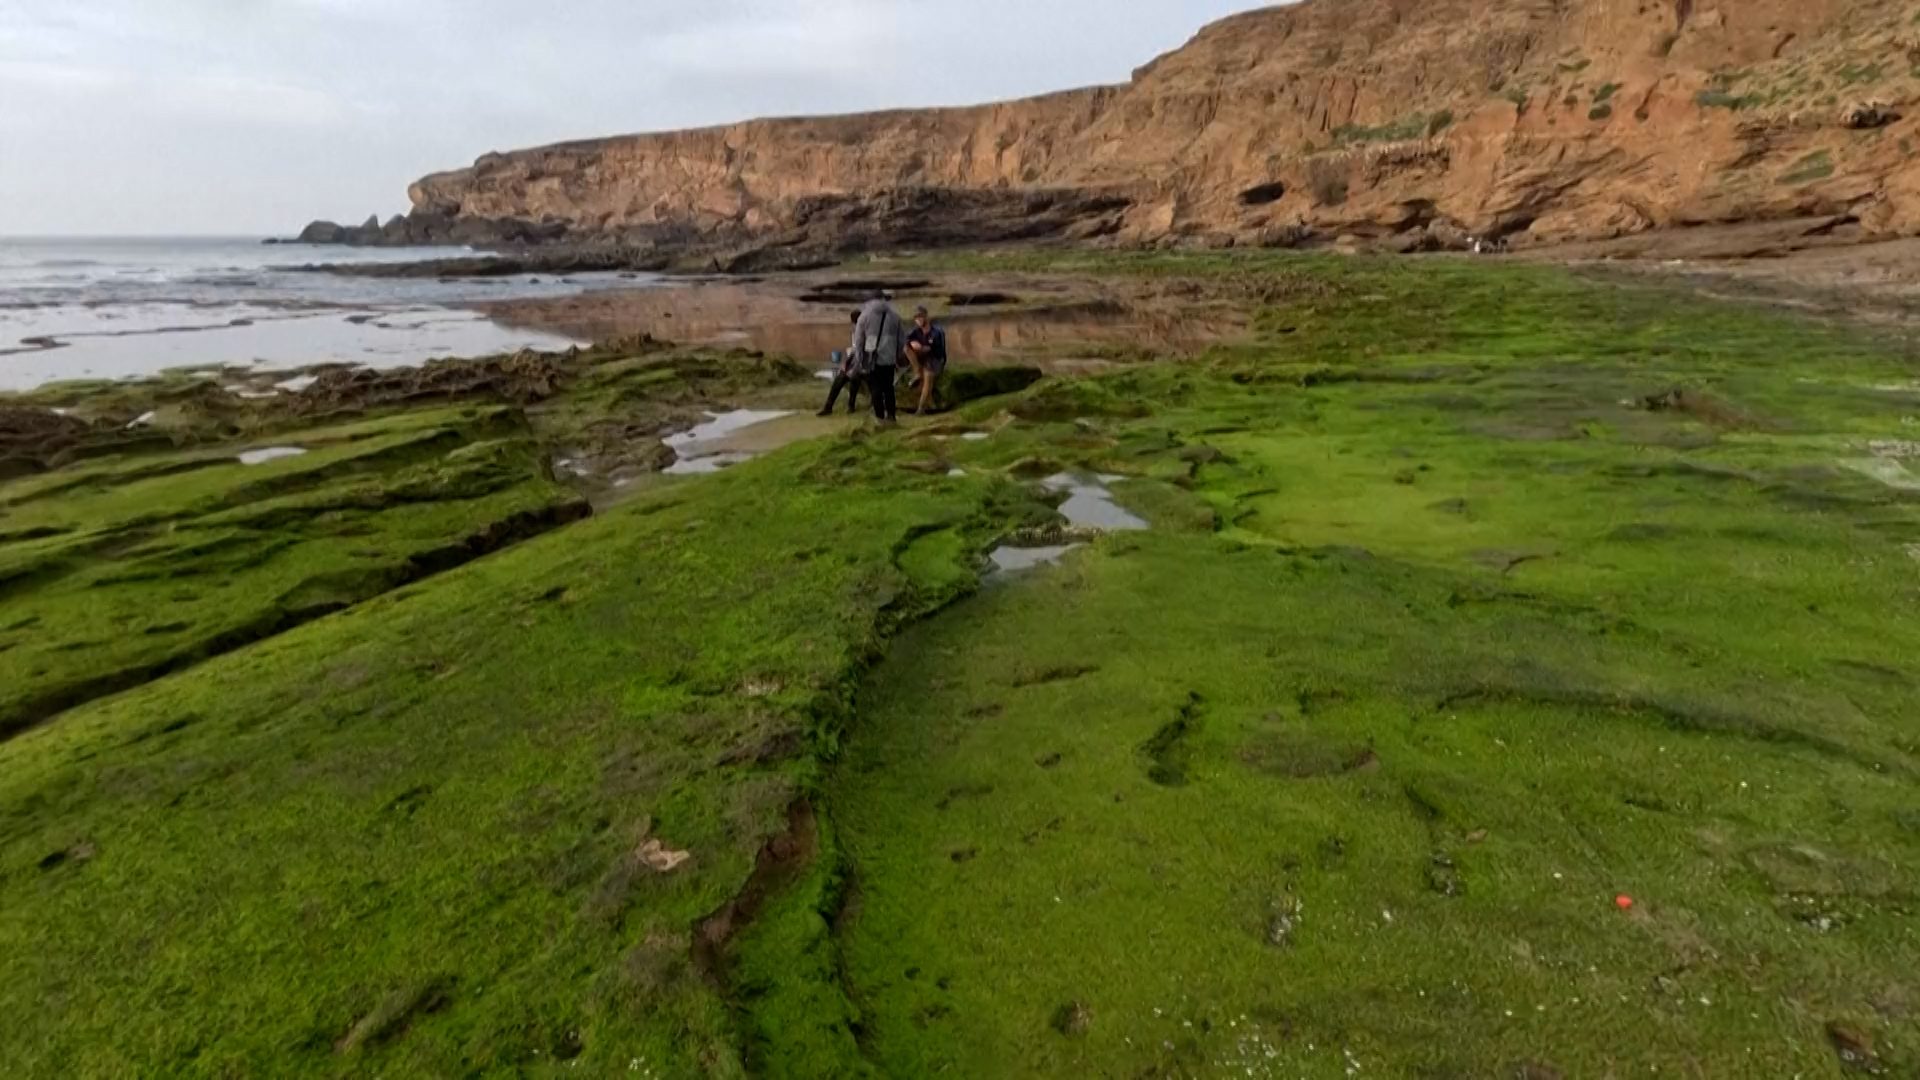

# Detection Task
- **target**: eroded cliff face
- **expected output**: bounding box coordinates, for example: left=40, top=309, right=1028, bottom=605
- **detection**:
left=400, top=0, right=1920, bottom=252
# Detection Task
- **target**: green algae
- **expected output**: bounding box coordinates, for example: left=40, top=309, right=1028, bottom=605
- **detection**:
left=0, top=343, right=849, bottom=731
left=0, top=439, right=1026, bottom=1078
left=0, top=406, right=586, bottom=737
left=810, top=253, right=1920, bottom=1078
left=2, top=253, right=1920, bottom=1077
left=832, top=535, right=1917, bottom=1076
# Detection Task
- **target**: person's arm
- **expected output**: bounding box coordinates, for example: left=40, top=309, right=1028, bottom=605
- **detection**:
left=884, top=310, right=904, bottom=361
left=853, top=307, right=881, bottom=365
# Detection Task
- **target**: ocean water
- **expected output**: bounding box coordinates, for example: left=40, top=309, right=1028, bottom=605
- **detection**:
left=0, top=237, right=646, bottom=391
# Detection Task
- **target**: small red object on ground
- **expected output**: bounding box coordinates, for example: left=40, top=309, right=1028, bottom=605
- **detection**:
left=1616, top=895, right=1634, bottom=911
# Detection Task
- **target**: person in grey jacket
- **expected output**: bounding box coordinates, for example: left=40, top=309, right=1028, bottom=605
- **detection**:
left=852, top=293, right=903, bottom=422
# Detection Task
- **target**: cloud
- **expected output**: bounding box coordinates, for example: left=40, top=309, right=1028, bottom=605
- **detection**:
left=0, top=0, right=1271, bottom=235
left=635, top=2, right=904, bottom=80
left=0, top=59, right=121, bottom=91
left=151, top=74, right=356, bottom=127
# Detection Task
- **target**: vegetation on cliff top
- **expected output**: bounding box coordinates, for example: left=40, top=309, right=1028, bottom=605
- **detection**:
left=2, top=253, right=1918, bottom=1077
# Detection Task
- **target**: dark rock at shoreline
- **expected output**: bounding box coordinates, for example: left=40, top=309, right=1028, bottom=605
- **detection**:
left=297, top=220, right=348, bottom=244
left=303, top=247, right=676, bottom=280
left=278, top=182, right=1128, bottom=272
left=787, top=186, right=1134, bottom=251
left=279, top=211, right=580, bottom=250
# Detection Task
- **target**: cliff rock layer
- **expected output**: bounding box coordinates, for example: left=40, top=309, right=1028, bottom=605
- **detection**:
left=399, top=0, right=1920, bottom=252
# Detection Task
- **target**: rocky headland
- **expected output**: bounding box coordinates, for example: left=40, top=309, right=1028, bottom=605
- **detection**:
left=292, top=0, right=1917, bottom=265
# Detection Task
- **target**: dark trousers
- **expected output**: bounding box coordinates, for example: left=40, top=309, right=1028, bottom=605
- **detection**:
left=868, top=366, right=898, bottom=421
left=823, top=371, right=862, bottom=414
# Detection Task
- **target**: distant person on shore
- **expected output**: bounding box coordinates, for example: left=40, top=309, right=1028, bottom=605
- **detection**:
left=853, top=292, right=902, bottom=423
left=904, top=305, right=948, bottom=416
left=817, top=310, right=865, bottom=416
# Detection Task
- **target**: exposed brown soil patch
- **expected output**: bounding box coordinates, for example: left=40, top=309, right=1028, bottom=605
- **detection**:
left=1827, top=1021, right=1885, bottom=1075
left=1639, top=387, right=1766, bottom=430
left=1240, top=735, right=1379, bottom=779
left=692, top=799, right=819, bottom=989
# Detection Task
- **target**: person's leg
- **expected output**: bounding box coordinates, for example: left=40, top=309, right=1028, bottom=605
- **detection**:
left=878, top=367, right=898, bottom=421
left=820, top=372, right=847, bottom=415
left=868, top=368, right=889, bottom=420
left=848, top=373, right=863, bottom=415
left=916, top=369, right=937, bottom=414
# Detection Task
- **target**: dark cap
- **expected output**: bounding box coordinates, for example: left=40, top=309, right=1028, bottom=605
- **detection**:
left=914, top=305, right=929, bottom=317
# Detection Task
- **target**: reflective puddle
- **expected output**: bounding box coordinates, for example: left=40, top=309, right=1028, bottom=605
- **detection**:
left=989, top=545, right=1085, bottom=573
left=663, top=409, right=796, bottom=476
left=1041, top=472, right=1148, bottom=532
left=666, top=452, right=759, bottom=476
left=237, top=446, right=307, bottom=466
left=987, top=474, right=1148, bottom=574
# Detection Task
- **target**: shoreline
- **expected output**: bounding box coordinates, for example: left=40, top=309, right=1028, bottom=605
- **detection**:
left=14, top=229, right=1920, bottom=399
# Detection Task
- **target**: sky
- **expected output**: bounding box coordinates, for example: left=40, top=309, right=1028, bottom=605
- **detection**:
left=0, top=1, right=1269, bottom=237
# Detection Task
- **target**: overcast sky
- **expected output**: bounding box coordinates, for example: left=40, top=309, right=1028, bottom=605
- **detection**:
left=0, top=1, right=1268, bottom=237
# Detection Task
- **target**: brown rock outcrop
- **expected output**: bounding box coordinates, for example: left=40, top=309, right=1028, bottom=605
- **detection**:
left=401, top=0, right=1920, bottom=253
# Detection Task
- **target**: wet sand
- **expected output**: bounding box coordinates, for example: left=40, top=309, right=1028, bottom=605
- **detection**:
left=478, top=270, right=1247, bottom=374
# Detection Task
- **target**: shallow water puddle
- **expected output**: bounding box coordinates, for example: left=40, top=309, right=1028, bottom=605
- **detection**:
left=1041, top=472, right=1148, bottom=531
left=987, top=474, right=1148, bottom=574
left=664, top=410, right=795, bottom=475
left=666, top=452, right=759, bottom=476
left=237, top=447, right=307, bottom=466
left=988, top=545, right=1084, bottom=573
left=666, top=410, right=795, bottom=451
left=1844, top=458, right=1920, bottom=490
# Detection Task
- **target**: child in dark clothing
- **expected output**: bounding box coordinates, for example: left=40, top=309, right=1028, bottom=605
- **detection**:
left=817, top=310, right=865, bottom=416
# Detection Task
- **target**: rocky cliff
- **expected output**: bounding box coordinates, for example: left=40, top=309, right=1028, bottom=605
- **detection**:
left=351, top=0, right=1920, bottom=254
